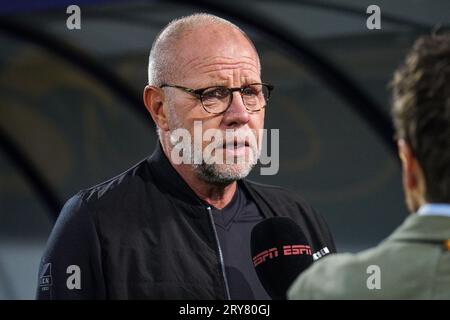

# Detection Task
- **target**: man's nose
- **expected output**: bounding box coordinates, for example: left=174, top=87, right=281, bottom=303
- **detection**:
left=222, top=91, right=250, bottom=127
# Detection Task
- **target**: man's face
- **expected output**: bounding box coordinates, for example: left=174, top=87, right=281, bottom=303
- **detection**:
left=164, top=25, right=265, bottom=184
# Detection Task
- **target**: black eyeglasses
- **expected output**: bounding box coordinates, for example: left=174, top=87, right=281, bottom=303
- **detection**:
left=160, top=83, right=274, bottom=114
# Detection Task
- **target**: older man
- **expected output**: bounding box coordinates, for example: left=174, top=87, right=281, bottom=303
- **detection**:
left=36, top=13, right=335, bottom=300
left=288, top=33, right=450, bottom=299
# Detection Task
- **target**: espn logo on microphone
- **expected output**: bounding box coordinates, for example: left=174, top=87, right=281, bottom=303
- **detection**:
left=252, top=244, right=312, bottom=267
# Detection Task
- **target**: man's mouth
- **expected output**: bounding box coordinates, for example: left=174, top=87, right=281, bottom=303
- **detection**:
left=223, top=139, right=250, bottom=150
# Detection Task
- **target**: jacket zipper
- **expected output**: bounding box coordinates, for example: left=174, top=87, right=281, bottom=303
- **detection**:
left=206, top=206, right=231, bottom=300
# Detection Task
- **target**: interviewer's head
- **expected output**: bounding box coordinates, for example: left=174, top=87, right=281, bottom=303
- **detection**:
left=391, top=33, right=450, bottom=213
left=143, top=13, right=270, bottom=185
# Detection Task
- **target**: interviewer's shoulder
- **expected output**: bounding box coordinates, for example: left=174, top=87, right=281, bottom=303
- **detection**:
left=288, top=253, right=360, bottom=299
left=287, top=242, right=392, bottom=300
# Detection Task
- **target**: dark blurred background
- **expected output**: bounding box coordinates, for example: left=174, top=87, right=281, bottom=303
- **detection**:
left=1, top=0, right=449, bottom=299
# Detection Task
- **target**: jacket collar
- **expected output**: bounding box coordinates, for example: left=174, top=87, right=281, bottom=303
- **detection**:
left=388, top=213, right=450, bottom=243
left=146, top=142, right=272, bottom=218
left=147, top=142, right=206, bottom=207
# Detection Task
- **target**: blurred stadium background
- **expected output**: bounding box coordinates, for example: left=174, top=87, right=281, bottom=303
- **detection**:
left=1, top=0, right=449, bottom=299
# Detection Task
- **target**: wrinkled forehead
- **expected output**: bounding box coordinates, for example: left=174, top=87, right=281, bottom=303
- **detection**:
left=174, top=25, right=261, bottom=77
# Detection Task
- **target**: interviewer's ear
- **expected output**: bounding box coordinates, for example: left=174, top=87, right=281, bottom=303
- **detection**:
left=397, top=139, right=419, bottom=190
left=143, top=85, right=169, bottom=131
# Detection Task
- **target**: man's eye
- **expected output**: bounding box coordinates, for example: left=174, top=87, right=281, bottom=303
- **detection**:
left=242, top=86, right=258, bottom=96
left=203, top=87, right=229, bottom=99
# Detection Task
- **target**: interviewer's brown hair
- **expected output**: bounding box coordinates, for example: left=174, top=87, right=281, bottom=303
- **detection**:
left=391, top=32, right=450, bottom=202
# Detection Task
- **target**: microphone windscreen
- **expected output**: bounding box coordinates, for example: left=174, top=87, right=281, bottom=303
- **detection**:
left=251, top=217, right=313, bottom=299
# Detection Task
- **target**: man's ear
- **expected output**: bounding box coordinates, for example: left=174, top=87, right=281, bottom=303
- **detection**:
left=143, top=85, right=169, bottom=131
left=397, top=139, right=418, bottom=190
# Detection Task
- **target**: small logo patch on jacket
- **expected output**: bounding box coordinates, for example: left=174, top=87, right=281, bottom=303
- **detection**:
left=39, top=263, right=52, bottom=291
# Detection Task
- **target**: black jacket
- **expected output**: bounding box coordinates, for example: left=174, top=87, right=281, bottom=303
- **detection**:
left=36, top=143, right=336, bottom=299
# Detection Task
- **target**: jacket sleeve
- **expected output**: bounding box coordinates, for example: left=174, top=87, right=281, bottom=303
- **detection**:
left=36, top=193, right=106, bottom=299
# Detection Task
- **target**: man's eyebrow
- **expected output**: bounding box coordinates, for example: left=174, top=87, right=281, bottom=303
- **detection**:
left=243, top=78, right=262, bottom=85
left=200, top=79, right=262, bottom=88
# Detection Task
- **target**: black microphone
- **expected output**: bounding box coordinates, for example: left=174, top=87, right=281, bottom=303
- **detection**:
left=251, top=217, right=314, bottom=300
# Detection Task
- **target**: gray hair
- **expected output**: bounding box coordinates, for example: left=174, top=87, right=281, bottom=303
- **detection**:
left=147, top=13, right=260, bottom=87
